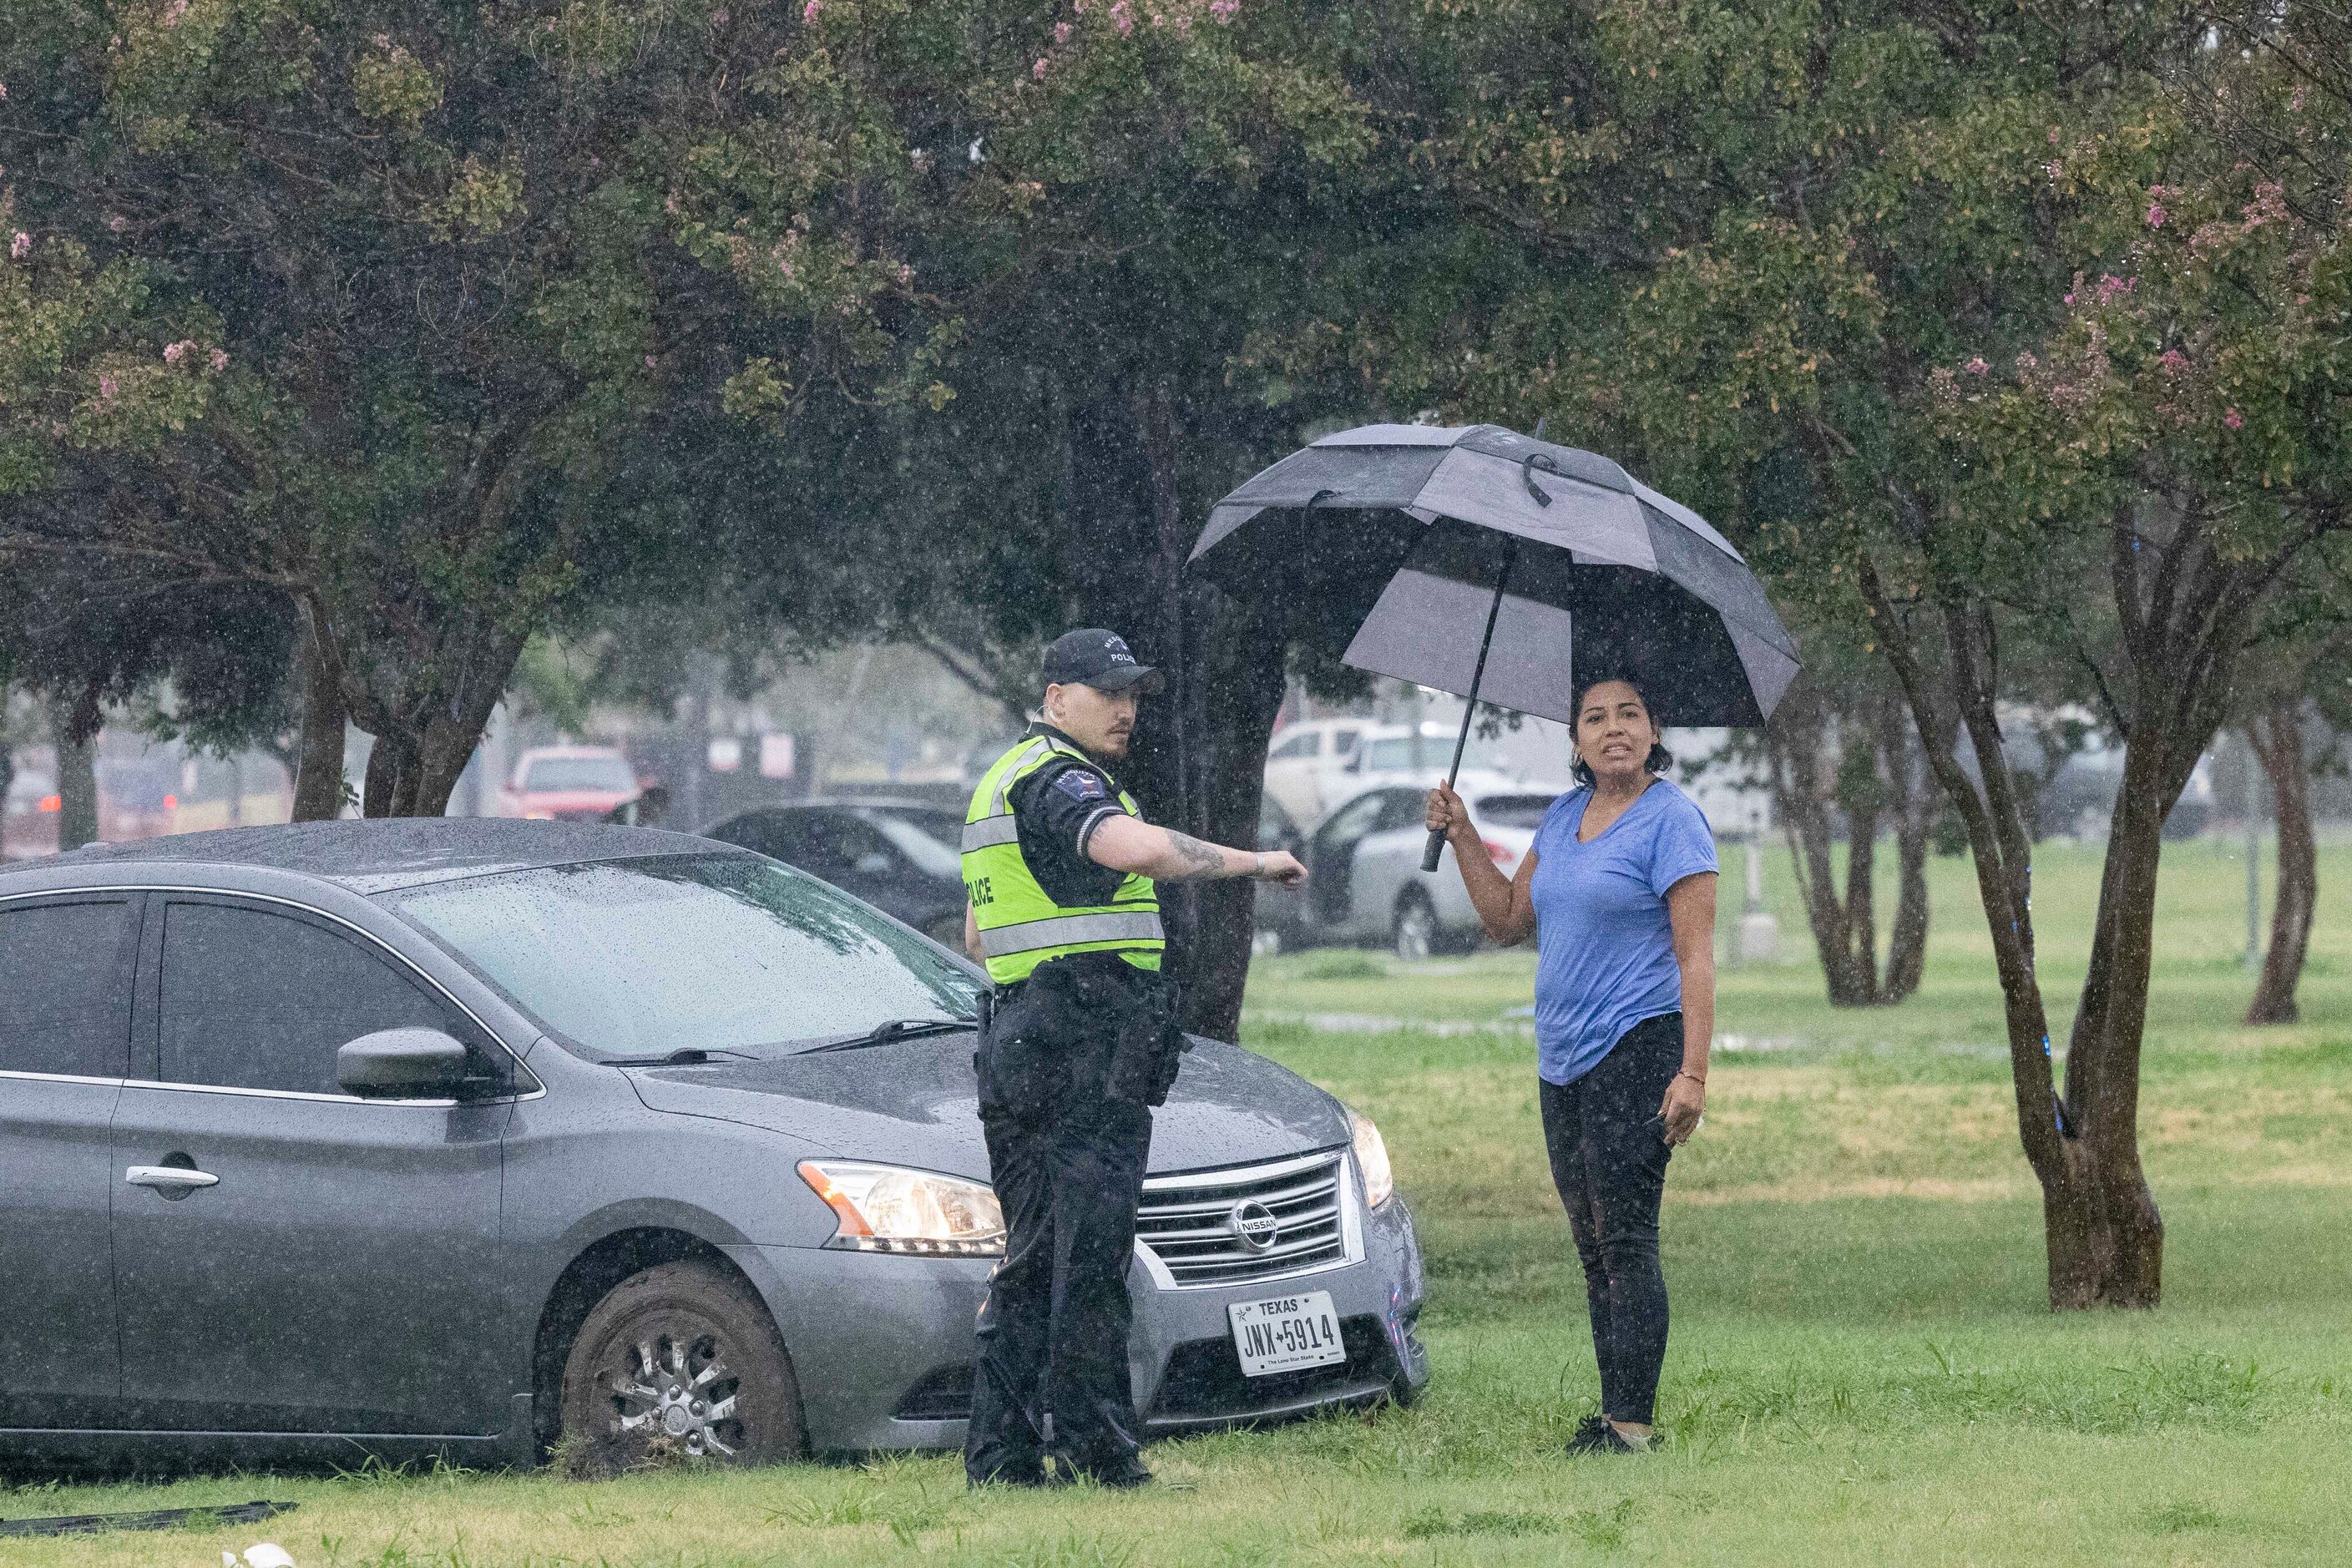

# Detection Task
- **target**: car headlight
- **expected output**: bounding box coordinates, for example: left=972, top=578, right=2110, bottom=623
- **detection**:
left=797, top=1161, right=1005, bottom=1257
left=1349, top=1109, right=1394, bottom=1209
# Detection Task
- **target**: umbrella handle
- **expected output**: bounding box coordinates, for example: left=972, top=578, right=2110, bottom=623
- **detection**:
left=1421, top=547, right=1515, bottom=875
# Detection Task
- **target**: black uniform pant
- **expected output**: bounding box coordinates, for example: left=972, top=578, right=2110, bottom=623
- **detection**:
left=1539, top=1012, right=1682, bottom=1426
left=965, top=959, right=1166, bottom=1484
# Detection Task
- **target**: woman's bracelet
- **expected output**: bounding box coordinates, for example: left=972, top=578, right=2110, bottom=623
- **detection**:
left=1675, top=1069, right=1707, bottom=1087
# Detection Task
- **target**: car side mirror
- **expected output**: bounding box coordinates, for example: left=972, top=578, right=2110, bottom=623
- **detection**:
left=337, top=1028, right=476, bottom=1100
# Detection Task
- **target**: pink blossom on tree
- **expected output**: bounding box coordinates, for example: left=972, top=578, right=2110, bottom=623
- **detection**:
left=1209, top=0, right=1240, bottom=20
left=1055, top=21, right=1073, bottom=43
left=1033, top=55, right=1049, bottom=79
left=1110, top=1, right=1134, bottom=36
left=2222, top=407, right=2243, bottom=430
left=8, top=231, right=28, bottom=260
left=1964, top=356, right=1989, bottom=376
left=802, top=0, right=820, bottom=22
left=162, top=0, right=189, bottom=28
left=208, top=348, right=227, bottom=372
left=164, top=341, right=187, bottom=364
left=2145, top=203, right=2166, bottom=228
left=98, top=374, right=119, bottom=399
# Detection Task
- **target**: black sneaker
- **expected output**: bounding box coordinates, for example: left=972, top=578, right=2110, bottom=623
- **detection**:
left=1569, top=1420, right=1645, bottom=1455
left=1564, top=1414, right=1613, bottom=1454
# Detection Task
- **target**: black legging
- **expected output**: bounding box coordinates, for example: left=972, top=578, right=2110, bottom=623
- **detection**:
left=1538, top=1012, right=1681, bottom=1426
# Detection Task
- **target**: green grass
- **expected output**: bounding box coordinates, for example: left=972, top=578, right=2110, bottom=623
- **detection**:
left=8, top=841, right=2351, bottom=1565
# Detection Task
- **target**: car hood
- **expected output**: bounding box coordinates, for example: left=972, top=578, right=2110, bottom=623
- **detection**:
left=625, top=1032, right=1348, bottom=1180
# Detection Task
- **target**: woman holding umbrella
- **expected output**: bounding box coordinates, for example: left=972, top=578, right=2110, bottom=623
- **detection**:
left=1189, top=420, right=1787, bottom=1450
left=1424, top=672, right=1716, bottom=1455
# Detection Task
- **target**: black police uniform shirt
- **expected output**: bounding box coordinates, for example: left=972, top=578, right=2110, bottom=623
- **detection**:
left=1004, top=723, right=1138, bottom=910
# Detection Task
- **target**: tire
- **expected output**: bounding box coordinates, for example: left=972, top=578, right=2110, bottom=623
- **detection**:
left=1392, top=891, right=1437, bottom=963
left=559, top=1260, right=804, bottom=1470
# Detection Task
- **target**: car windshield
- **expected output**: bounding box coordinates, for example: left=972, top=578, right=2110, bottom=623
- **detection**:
left=863, top=812, right=962, bottom=878
left=1475, top=794, right=1557, bottom=829
left=382, top=854, right=979, bottom=1060
left=524, top=755, right=637, bottom=793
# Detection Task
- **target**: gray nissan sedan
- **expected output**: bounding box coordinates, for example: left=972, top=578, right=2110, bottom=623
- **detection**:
left=0, top=822, right=1426, bottom=1472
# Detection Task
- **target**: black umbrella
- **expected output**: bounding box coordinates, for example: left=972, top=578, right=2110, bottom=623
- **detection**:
left=1187, top=422, right=1799, bottom=870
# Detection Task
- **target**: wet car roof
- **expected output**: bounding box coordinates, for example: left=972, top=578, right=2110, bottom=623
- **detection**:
left=0, top=819, right=738, bottom=894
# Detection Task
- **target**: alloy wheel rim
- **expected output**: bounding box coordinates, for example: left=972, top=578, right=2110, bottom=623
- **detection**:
left=603, top=1328, right=745, bottom=1459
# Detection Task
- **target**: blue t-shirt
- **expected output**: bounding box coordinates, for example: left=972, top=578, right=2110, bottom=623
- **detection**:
left=1529, top=780, right=1717, bottom=1085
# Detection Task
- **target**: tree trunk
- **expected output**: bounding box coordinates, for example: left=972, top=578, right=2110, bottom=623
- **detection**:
left=290, top=607, right=349, bottom=822
left=2042, top=740, right=2177, bottom=1308
left=55, top=720, right=99, bottom=852
left=348, top=622, right=528, bottom=819
left=1063, top=380, right=1288, bottom=1042
left=1879, top=691, right=1932, bottom=1002
left=1860, top=565, right=2081, bottom=1307
left=2244, top=697, right=2315, bottom=1024
left=0, top=701, right=15, bottom=841
left=1884, top=806, right=1930, bottom=1001
left=1768, top=677, right=1930, bottom=1007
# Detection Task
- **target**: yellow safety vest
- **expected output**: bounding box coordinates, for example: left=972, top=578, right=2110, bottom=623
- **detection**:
left=960, top=733, right=1165, bottom=985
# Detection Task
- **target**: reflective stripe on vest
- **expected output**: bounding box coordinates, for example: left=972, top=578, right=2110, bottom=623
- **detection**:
left=979, top=910, right=1166, bottom=959
left=959, top=816, right=1021, bottom=852
left=962, top=733, right=1163, bottom=984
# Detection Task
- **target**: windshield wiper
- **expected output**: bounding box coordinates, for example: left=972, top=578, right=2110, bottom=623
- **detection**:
left=602, top=1047, right=754, bottom=1068
left=798, top=1017, right=976, bottom=1055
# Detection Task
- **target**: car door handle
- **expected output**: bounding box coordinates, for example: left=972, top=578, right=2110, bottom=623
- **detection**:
left=125, top=1165, right=220, bottom=1191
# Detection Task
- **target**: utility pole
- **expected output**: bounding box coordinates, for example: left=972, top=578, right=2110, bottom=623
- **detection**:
left=1735, top=789, right=1779, bottom=964
left=2244, top=732, right=2263, bottom=972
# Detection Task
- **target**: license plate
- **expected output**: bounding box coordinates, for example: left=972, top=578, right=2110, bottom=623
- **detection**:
left=1227, top=1290, right=1346, bottom=1378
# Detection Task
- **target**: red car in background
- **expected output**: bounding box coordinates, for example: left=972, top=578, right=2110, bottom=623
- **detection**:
left=495, top=746, right=645, bottom=822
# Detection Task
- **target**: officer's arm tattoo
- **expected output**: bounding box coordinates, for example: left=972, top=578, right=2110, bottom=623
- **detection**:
left=1159, top=829, right=1236, bottom=881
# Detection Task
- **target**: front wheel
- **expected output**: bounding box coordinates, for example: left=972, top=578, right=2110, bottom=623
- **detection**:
left=559, top=1260, right=804, bottom=1471
left=1392, top=892, right=1438, bottom=963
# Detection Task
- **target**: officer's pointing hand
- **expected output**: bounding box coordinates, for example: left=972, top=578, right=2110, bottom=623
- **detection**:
left=1254, top=849, right=1308, bottom=887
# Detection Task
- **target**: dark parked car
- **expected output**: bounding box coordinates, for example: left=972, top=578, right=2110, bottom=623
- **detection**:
left=1253, top=797, right=1313, bottom=954
left=702, top=799, right=968, bottom=946
left=0, top=822, right=1424, bottom=1473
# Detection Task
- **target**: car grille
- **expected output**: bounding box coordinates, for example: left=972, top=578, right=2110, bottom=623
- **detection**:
left=1134, top=1150, right=1352, bottom=1288
left=1151, top=1313, right=1395, bottom=1425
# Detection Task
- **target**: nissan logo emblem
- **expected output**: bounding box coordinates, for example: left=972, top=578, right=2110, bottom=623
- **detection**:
left=1227, top=1200, right=1279, bottom=1252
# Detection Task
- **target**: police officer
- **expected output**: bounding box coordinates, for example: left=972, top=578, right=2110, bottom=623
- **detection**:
left=959, top=628, right=1308, bottom=1489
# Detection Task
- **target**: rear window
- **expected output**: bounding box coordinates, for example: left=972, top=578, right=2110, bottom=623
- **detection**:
left=864, top=812, right=961, bottom=878
left=523, top=755, right=637, bottom=793
left=1475, top=794, right=1557, bottom=829
left=384, top=854, right=977, bottom=1060
left=0, top=899, right=134, bottom=1077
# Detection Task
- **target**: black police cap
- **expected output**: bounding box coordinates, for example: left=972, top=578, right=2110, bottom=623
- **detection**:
left=1043, top=629, right=1165, bottom=695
